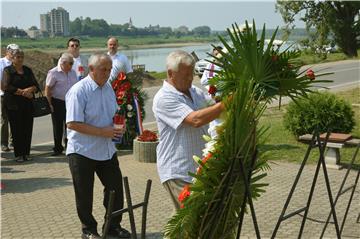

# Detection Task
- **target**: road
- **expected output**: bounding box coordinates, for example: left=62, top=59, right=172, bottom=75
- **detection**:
left=32, top=60, right=359, bottom=145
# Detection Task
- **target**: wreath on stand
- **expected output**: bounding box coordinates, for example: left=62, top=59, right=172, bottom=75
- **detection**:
left=111, top=71, right=148, bottom=149
left=164, top=21, right=331, bottom=238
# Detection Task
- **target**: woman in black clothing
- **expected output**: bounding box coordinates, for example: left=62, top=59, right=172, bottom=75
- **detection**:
left=1, top=49, right=39, bottom=162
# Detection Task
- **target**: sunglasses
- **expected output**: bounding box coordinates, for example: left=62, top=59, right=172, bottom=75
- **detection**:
left=70, top=44, right=79, bottom=48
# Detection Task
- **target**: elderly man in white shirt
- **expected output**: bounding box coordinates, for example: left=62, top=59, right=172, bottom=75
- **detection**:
left=107, top=37, right=132, bottom=82
left=152, top=50, right=225, bottom=210
left=45, top=53, right=78, bottom=156
left=0, top=44, right=18, bottom=152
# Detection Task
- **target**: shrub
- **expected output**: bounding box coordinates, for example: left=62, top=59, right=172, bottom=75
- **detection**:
left=284, top=92, right=355, bottom=137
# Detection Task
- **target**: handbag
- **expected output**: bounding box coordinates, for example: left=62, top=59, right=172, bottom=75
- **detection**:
left=32, top=91, right=51, bottom=118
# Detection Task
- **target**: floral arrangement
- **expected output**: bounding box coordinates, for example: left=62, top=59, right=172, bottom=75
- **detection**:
left=164, top=21, right=331, bottom=238
left=111, top=71, right=148, bottom=148
left=137, top=130, right=158, bottom=142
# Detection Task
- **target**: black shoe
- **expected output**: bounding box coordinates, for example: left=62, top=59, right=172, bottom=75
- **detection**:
left=81, top=231, right=101, bottom=239
left=1, top=145, right=10, bottom=152
left=51, top=151, right=62, bottom=156
left=24, top=155, right=32, bottom=161
left=15, top=156, right=25, bottom=163
left=108, top=226, right=131, bottom=239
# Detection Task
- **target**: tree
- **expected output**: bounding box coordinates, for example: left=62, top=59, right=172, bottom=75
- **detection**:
left=276, top=1, right=360, bottom=57
left=192, top=26, right=211, bottom=36
left=70, top=17, right=82, bottom=35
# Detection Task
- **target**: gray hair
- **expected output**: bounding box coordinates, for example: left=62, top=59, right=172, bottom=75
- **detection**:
left=88, top=53, right=112, bottom=68
left=11, top=48, right=24, bottom=56
left=166, top=50, right=195, bottom=71
left=59, top=52, right=74, bottom=65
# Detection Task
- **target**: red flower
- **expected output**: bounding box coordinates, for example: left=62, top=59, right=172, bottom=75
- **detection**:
left=116, top=90, right=126, bottom=99
left=306, top=69, right=315, bottom=80
left=120, top=82, right=132, bottom=91
left=117, top=72, right=127, bottom=81
left=271, top=55, right=278, bottom=62
left=197, top=153, right=213, bottom=174
left=137, top=130, right=158, bottom=142
left=208, top=85, right=217, bottom=95
left=178, top=184, right=191, bottom=205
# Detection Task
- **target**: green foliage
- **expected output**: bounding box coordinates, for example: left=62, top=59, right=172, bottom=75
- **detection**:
left=276, top=1, right=360, bottom=57
left=284, top=92, right=355, bottom=137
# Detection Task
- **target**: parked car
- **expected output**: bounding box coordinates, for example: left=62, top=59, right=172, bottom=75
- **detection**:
left=195, top=58, right=211, bottom=76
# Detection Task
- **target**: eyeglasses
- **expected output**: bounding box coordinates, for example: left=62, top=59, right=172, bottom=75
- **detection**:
left=70, top=44, right=79, bottom=48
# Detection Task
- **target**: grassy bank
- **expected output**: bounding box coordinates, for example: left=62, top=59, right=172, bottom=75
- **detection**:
left=296, top=49, right=360, bottom=65
left=259, top=87, right=360, bottom=165
left=1, top=35, right=218, bottom=50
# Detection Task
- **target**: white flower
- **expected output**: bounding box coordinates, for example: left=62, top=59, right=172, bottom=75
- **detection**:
left=127, top=112, right=133, bottom=118
left=127, top=104, right=133, bottom=111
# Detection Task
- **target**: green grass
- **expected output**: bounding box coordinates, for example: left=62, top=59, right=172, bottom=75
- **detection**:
left=148, top=71, right=167, bottom=80
left=1, top=35, right=218, bottom=50
left=296, top=49, right=360, bottom=65
left=259, top=88, right=360, bottom=166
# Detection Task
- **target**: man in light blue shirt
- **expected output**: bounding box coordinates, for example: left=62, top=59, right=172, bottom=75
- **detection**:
left=153, top=50, right=225, bottom=210
left=66, top=53, right=130, bottom=239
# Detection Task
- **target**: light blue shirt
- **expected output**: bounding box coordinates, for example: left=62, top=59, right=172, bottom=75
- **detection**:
left=153, top=81, right=211, bottom=183
left=65, top=75, right=118, bottom=161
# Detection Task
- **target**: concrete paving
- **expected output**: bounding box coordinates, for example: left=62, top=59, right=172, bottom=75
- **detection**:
left=1, top=144, right=359, bottom=239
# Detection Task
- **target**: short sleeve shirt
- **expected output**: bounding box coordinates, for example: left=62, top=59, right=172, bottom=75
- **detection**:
left=65, top=75, right=118, bottom=161
left=108, top=52, right=133, bottom=81
left=46, top=66, right=78, bottom=101
left=152, top=81, right=212, bottom=183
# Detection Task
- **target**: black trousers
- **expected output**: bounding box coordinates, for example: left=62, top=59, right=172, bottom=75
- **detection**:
left=68, top=153, right=124, bottom=234
left=51, top=97, right=66, bottom=153
left=7, top=102, right=34, bottom=157
left=1, top=96, right=10, bottom=147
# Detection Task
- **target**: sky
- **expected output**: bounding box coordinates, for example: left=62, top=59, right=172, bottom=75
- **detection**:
left=0, top=0, right=304, bottom=31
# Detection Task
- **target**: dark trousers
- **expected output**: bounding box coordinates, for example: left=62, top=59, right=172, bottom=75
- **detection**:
left=51, top=98, right=66, bottom=153
left=1, top=96, right=11, bottom=146
left=7, top=103, right=34, bottom=157
left=68, top=153, right=124, bottom=234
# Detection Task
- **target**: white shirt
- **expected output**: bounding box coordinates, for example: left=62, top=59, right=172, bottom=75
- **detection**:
left=65, top=75, right=118, bottom=161
left=0, top=57, right=12, bottom=96
left=73, top=56, right=86, bottom=81
left=153, top=81, right=211, bottom=183
left=108, top=52, right=133, bottom=81
left=200, top=62, right=221, bottom=90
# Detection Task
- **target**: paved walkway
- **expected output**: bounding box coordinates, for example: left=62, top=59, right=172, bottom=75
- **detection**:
left=1, top=144, right=359, bottom=239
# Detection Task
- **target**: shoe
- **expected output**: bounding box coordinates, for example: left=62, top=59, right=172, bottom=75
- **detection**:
left=51, top=151, right=62, bottom=156
left=107, top=226, right=131, bottom=239
left=81, top=231, right=101, bottom=239
left=1, top=145, right=10, bottom=152
left=9, top=142, right=14, bottom=149
left=15, top=156, right=25, bottom=163
left=24, top=155, right=32, bottom=161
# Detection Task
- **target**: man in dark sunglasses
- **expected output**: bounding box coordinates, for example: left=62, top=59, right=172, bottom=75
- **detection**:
left=66, top=37, right=88, bottom=81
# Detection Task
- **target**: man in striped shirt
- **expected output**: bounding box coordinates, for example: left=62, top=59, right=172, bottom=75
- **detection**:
left=153, top=50, right=225, bottom=210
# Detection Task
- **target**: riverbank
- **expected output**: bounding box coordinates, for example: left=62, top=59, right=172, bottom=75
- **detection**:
left=42, top=42, right=209, bottom=54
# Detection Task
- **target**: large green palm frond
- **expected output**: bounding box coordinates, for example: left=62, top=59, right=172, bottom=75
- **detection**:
left=164, top=20, right=331, bottom=239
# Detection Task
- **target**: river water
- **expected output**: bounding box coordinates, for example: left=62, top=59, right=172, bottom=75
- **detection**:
left=84, top=41, right=296, bottom=72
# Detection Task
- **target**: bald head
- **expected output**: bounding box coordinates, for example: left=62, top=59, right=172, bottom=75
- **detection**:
left=107, top=37, right=119, bottom=56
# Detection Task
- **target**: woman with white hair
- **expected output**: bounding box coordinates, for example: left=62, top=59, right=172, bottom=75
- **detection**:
left=45, top=52, right=78, bottom=156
